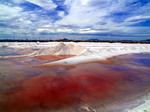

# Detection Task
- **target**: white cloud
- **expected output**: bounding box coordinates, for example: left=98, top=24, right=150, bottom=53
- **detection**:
left=13, top=0, right=24, bottom=4
left=64, top=0, right=73, bottom=6
left=0, top=4, right=22, bottom=20
left=56, top=0, right=136, bottom=28
left=37, top=28, right=49, bottom=32
left=54, top=0, right=150, bottom=35
left=37, top=26, right=74, bottom=33
left=56, top=0, right=108, bottom=27
left=26, top=0, right=57, bottom=10
left=80, top=0, right=91, bottom=6
left=125, top=16, right=150, bottom=22
left=79, top=29, right=108, bottom=34
left=57, top=0, right=150, bottom=29
left=12, top=0, right=57, bottom=10
left=58, top=11, right=65, bottom=17
left=42, top=25, right=52, bottom=28
left=57, top=28, right=73, bottom=33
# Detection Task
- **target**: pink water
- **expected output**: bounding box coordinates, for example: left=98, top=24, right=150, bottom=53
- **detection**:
left=0, top=53, right=150, bottom=112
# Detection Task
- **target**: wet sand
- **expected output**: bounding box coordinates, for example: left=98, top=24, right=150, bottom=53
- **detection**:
left=0, top=53, right=150, bottom=112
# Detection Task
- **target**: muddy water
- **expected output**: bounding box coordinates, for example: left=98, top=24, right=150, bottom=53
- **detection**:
left=0, top=51, right=150, bottom=112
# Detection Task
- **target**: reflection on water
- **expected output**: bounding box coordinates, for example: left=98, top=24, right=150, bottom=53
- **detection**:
left=0, top=50, right=150, bottom=112
left=0, top=47, right=36, bottom=56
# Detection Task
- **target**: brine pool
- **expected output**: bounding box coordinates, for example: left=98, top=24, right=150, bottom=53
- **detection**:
left=0, top=48, right=150, bottom=112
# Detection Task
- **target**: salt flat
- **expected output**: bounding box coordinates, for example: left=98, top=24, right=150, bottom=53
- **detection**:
left=1, top=42, right=150, bottom=65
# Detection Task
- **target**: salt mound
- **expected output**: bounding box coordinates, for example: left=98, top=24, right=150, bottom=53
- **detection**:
left=36, top=42, right=86, bottom=56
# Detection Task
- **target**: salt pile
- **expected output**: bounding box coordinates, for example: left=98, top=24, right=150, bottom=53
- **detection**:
left=40, top=42, right=150, bottom=65
left=35, top=42, right=86, bottom=56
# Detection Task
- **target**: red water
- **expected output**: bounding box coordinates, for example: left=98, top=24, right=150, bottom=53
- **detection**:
left=35, top=55, right=75, bottom=61
left=0, top=54, right=150, bottom=112
left=1, top=66, right=118, bottom=111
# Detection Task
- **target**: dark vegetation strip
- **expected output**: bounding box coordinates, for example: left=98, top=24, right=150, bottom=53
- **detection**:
left=0, top=39, right=150, bottom=44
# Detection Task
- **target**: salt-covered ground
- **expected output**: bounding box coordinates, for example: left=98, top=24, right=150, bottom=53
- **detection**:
left=0, top=42, right=150, bottom=65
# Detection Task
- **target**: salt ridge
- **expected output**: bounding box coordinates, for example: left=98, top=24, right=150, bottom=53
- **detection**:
left=35, top=42, right=86, bottom=56
left=39, top=42, right=150, bottom=65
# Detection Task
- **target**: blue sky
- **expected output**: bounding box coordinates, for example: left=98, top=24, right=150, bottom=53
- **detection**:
left=0, top=0, right=150, bottom=40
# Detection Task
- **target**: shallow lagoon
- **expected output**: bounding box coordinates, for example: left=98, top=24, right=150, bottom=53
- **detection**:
left=0, top=48, right=150, bottom=112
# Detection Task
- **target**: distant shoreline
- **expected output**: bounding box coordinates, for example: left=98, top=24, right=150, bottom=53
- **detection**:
left=0, top=39, right=150, bottom=44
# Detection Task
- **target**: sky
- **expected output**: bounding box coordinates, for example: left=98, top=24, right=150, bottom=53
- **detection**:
left=0, top=0, right=150, bottom=40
